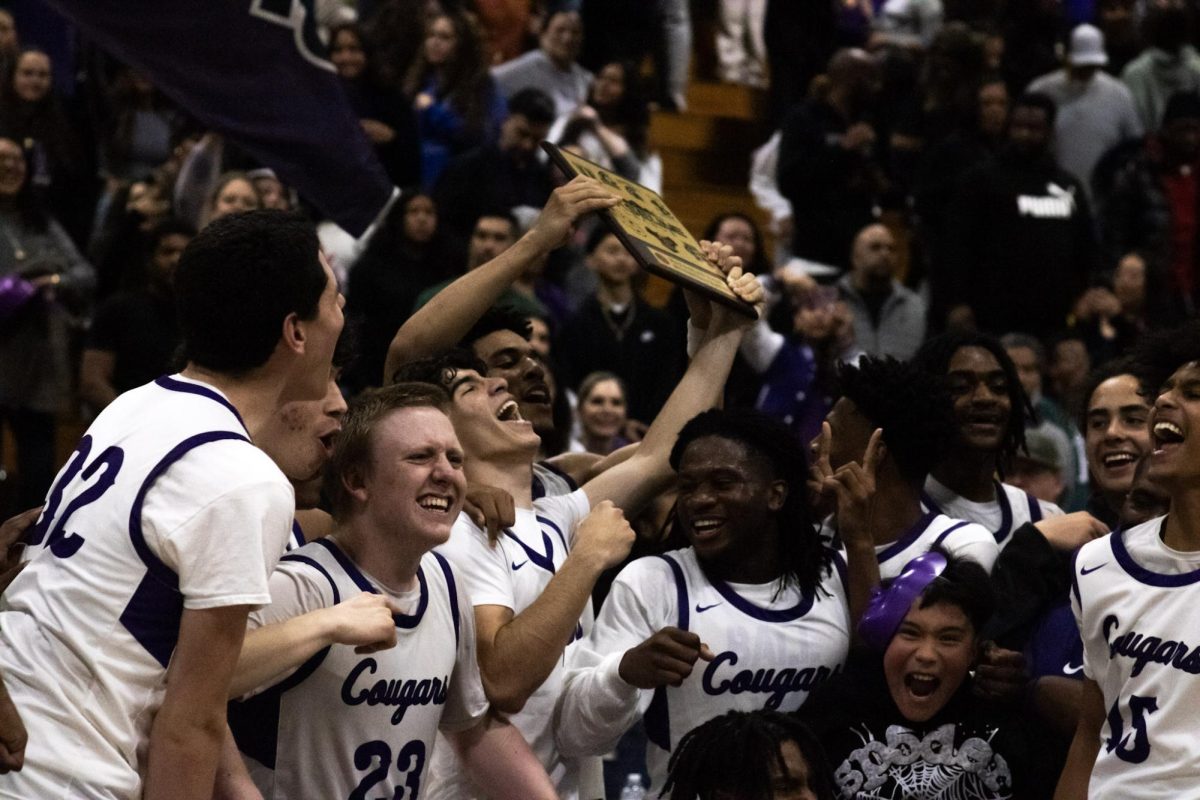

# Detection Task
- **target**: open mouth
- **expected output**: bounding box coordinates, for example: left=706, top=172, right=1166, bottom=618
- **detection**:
left=689, top=516, right=725, bottom=541
left=1101, top=451, right=1138, bottom=469
left=318, top=429, right=339, bottom=457
left=904, top=673, right=940, bottom=698
left=1153, top=421, right=1185, bottom=452
left=496, top=399, right=524, bottom=422
left=417, top=494, right=453, bottom=513
left=523, top=383, right=551, bottom=406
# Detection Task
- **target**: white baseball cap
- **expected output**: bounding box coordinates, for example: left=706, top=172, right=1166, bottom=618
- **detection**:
left=1068, top=24, right=1108, bottom=67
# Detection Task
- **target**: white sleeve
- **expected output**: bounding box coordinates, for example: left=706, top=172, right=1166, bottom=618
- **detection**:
left=748, top=132, right=792, bottom=226
left=1070, top=561, right=1094, bottom=682
left=145, top=442, right=294, bottom=610
left=436, top=517, right=515, bottom=610
left=439, top=576, right=491, bottom=732
left=738, top=318, right=785, bottom=374
left=943, top=523, right=1001, bottom=575
left=534, top=489, right=591, bottom=548
left=554, top=558, right=674, bottom=757
left=248, top=557, right=338, bottom=630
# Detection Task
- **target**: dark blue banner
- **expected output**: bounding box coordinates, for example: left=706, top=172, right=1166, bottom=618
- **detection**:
left=45, top=0, right=394, bottom=236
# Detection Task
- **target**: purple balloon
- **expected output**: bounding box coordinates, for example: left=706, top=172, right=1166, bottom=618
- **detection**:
left=858, top=551, right=948, bottom=651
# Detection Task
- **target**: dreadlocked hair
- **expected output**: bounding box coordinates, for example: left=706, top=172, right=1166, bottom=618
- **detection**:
left=836, top=356, right=956, bottom=487
left=915, top=331, right=1033, bottom=470
left=389, top=348, right=487, bottom=389
left=662, top=710, right=835, bottom=800
left=668, top=409, right=829, bottom=597
left=1129, top=319, right=1200, bottom=402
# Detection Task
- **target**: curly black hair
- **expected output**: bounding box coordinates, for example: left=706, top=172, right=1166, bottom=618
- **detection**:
left=1129, top=319, right=1200, bottom=402
left=390, top=347, right=488, bottom=388
left=459, top=305, right=534, bottom=351
left=914, top=331, right=1034, bottom=468
left=836, top=356, right=955, bottom=487
left=668, top=409, right=829, bottom=597
left=662, top=710, right=836, bottom=800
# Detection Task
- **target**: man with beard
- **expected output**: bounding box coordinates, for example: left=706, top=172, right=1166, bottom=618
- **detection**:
left=940, top=92, right=1099, bottom=338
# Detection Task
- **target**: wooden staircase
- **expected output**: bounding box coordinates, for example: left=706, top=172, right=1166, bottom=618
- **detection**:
left=650, top=80, right=773, bottom=244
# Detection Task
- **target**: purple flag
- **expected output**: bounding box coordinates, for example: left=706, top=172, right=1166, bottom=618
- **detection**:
left=46, top=0, right=394, bottom=236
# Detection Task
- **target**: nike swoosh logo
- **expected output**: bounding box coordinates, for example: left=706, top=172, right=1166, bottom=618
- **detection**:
left=1080, top=563, right=1107, bottom=576
left=695, top=602, right=722, bottom=613
left=511, top=560, right=528, bottom=571
left=1063, top=662, right=1084, bottom=675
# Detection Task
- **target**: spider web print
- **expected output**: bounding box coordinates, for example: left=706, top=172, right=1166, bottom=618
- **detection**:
left=833, top=723, right=1014, bottom=799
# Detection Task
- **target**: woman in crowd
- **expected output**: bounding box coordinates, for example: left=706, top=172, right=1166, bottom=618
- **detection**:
left=403, top=8, right=506, bottom=188
left=0, top=48, right=91, bottom=245
left=803, top=551, right=1057, bottom=798
left=571, top=371, right=631, bottom=455
left=200, top=171, right=260, bottom=228
left=0, top=135, right=95, bottom=512
left=553, top=61, right=651, bottom=185
left=328, top=22, right=421, bottom=188
left=345, top=191, right=459, bottom=392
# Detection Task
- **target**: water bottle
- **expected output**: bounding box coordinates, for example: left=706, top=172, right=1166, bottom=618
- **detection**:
left=619, top=773, right=646, bottom=800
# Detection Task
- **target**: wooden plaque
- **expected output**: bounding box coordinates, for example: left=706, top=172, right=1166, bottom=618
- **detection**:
left=542, top=142, right=757, bottom=318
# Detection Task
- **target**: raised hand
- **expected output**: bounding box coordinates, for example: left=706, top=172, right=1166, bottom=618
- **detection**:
left=527, top=176, right=620, bottom=252
left=823, top=426, right=886, bottom=549
left=571, top=500, right=636, bottom=572
left=618, top=627, right=715, bottom=689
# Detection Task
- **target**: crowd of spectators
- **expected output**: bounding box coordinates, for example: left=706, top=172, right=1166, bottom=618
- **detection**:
left=2, top=1, right=1200, bottom=798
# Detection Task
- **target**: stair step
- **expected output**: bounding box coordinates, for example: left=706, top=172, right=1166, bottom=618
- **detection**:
left=685, top=81, right=768, bottom=121
left=650, top=112, right=767, bottom=154
left=659, top=148, right=754, bottom=188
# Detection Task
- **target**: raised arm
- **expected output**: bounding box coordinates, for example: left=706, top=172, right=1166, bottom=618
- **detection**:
left=473, top=501, right=634, bottom=712
left=382, top=176, right=618, bottom=381
left=582, top=257, right=762, bottom=514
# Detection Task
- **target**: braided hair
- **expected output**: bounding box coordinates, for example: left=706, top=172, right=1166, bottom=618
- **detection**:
left=662, top=710, right=835, bottom=800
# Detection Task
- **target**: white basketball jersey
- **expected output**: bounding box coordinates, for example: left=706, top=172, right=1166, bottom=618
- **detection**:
left=1072, top=516, right=1200, bottom=798
left=230, top=538, right=487, bottom=800
left=593, top=547, right=851, bottom=791
left=427, top=489, right=597, bottom=800
left=875, top=511, right=1000, bottom=577
left=0, top=375, right=293, bottom=800
left=923, top=476, right=1063, bottom=550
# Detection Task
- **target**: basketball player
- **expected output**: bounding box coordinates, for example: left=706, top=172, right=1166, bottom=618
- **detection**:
left=814, top=356, right=999, bottom=577
left=554, top=409, right=854, bottom=793
left=1058, top=321, right=1200, bottom=798
left=915, top=332, right=1064, bottom=545
left=0, top=210, right=343, bottom=800
left=227, top=383, right=556, bottom=798
left=396, top=253, right=763, bottom=799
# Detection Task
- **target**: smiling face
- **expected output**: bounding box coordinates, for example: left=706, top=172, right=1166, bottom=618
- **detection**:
left=884, top=599, right=977, bottom=723
left=471, top=329, right=554, bottom=432
left=445, top=367, right=540, bottom=466
left=361, top=406, right=467, bottom=548
left=1148, top=361, right=1200, bottom=486
left=579, top=378, right=627, bottom=442
left=330, top=28, right=367, bottom=80
left=259, top=371, right=348, bottom=509
left=1085, top=374, right=1151, bottom=497
left=715, top=216, right=757, bottom=268
left=676, top=436, right=786, bottom=566
left=587, top=233, right=639, bottom=287
left=945, top=346, right=1013, bottom=454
